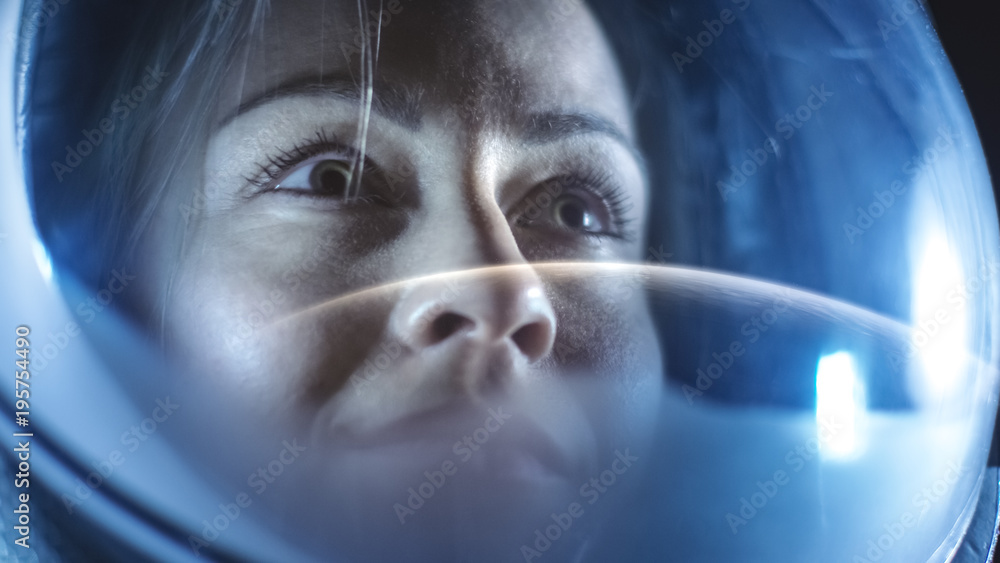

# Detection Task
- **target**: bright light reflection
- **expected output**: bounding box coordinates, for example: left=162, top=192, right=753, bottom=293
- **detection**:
left=31, top=238, right=53, bottom=283
left=816, top=351, right=865, bottom=459
left=912, top=232, right=967, bottom=398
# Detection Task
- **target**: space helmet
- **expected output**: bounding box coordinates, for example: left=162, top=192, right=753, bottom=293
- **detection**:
left=1, top=0, right=998, bottom=561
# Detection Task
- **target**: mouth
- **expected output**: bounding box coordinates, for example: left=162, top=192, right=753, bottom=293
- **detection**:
left=317, top=399, right=580, bottom=486
left=470, top=421, right=576, bottom=484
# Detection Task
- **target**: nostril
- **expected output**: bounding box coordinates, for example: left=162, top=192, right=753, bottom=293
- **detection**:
left=430, top=312, right=476, bottom=344
left=511, top=321, right=553, bottom=362
left=395, top=273, right=557, bottom=361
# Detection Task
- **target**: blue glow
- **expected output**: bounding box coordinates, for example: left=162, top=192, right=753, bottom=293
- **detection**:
left=31, top=237, right=53, bottom=284
left=815, top=351, right=865, bottom=459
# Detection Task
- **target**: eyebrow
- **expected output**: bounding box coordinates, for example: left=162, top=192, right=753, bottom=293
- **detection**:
left=218, top=78, right=646, bottom=172
left=216, top=75, right=424, bottom=131
left=523, top=112, right=646, bottom=172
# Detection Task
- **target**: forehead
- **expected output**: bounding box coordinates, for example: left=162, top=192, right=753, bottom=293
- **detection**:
left=221, top=0, right=632, bottom=136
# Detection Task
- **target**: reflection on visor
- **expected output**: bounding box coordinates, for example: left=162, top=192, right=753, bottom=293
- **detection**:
left=0, top=0, right=998, bottom=561
left=815, top=350, right=864, bottom=460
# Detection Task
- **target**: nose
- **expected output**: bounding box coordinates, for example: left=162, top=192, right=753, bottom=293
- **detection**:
left=390, top=266, right=557, bottom=365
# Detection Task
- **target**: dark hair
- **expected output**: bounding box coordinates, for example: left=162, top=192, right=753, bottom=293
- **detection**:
left=28, top=0, right=265, bottom=321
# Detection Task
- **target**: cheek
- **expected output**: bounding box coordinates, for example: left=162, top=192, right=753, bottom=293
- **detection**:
left=159, top=217, right=400, bottom=416
left=545, top=270, right=664, bottom=430
left=548, top=273, right=660, bottom=371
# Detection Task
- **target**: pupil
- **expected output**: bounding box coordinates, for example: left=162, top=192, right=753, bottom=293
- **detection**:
left=311, top=161, right=350, bottom=197
left=556, top=197, right=589, bottom=229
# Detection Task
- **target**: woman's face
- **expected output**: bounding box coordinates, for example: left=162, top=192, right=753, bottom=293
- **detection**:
left=140, top=0, right=661, bottom=513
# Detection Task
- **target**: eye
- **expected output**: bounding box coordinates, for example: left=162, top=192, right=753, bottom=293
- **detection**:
left=277, top=158, right=353, bottom=197
left=514, top=172, right=635, bottom=240
left=245, top=130, right=407, bottom=206
left=552, top=193, right=604, bottom=232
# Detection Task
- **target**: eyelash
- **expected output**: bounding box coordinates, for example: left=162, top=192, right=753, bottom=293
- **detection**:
left=526, top=169, right=637, bottom=242
left=589, top=173, right=637, bottom=241
left=245, top=130, right=636, bottom=240
left=244, top=130, right=379, bottom=197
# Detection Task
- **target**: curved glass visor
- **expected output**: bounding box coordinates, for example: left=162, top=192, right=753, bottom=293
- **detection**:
left=1, top=0, right=998, bottom=561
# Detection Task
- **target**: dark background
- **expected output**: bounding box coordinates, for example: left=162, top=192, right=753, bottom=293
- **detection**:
left=925, top=0, right=999, bottom=207
left=930, top=2, right=1000, bottom=556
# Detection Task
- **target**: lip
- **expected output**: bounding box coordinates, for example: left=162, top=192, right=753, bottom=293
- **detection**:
left=471, top=422, right=576, bottom=484
left=321, top=400, right=579, bottom=484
